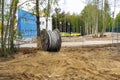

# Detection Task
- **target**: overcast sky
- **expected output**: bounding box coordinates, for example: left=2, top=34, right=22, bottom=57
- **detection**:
left=59, top=0, right=120, bottom=16
left=58, top=0, right=86, bottom=14
left=19, top=0, right=120, bottom=17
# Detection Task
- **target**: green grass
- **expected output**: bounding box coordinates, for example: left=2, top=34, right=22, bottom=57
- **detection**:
left=61, top=32, right=80, bottom=37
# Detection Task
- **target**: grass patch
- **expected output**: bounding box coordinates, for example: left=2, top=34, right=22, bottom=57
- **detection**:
left=61, top=32, right=80, bottom=37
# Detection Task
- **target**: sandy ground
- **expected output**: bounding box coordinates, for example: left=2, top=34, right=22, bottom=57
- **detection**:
left=0, top=45, right=120, bottom=80
left=0, top=33, right=120, bottom=80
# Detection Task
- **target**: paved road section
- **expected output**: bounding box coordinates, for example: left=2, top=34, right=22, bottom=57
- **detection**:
left=18, top=39, right=120, bottom=48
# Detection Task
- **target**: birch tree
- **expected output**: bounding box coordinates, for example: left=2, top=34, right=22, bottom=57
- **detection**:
left=101, top=0, right=110, bottom=36
left=0, top=0, right=18, bottom=56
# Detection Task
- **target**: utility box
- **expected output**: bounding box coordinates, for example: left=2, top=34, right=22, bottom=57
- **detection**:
left=40, top=17, right=52, bottom=31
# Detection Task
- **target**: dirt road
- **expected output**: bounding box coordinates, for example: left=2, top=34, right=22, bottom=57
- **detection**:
left=0, top=45, right=120, bottom=80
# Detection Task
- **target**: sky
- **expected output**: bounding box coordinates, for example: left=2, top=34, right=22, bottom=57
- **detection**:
left=19, top=0, right=120, bottom=17
left=59, top=0, right=120, bottom=16
left=58, top=0, right=86, bottom=14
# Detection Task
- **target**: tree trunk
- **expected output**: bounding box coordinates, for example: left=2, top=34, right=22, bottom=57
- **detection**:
left=46, top=0, right=50, bottom=30
left=4, top=0, right=14, bottom=50
left=1, top=0, right=6, bottom=55
left=9, top=0, right=18, bottom=53
left=101, top=0, right=107, bottom=36
left=94, top=0, right=99, bottom=37
left=36, top=0, right=41, bottom=49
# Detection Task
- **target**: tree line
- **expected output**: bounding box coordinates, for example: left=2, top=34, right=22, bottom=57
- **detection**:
left=52, top=0, right=120, bottom=36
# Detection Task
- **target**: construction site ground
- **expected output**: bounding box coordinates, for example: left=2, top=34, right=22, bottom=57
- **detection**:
left=0, top=33, right=120, bottom=80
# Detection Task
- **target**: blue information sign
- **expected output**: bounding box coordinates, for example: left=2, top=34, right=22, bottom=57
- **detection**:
left=18, top=10, right=37, bottom=38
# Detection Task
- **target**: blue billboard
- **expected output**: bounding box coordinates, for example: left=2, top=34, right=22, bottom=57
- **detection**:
left=18, top=10, right=37, bottom=38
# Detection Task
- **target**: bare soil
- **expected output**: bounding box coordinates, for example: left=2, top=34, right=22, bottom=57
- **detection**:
left=0, top=45, right=120, bottom=80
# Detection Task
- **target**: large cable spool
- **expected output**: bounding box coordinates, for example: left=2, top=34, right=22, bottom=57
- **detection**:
left=40, top=29, right=49, bottom=51
left=40, top=29, right=61, bottom=52
left=53, top=29, right=61, bottom=51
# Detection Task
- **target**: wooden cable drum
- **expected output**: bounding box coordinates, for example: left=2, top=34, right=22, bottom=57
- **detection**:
left=40, top=29, right=61, bottom=52
left=40, top=29, right=49, bottom=51
left=53, top=29, right=61, bottom=51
